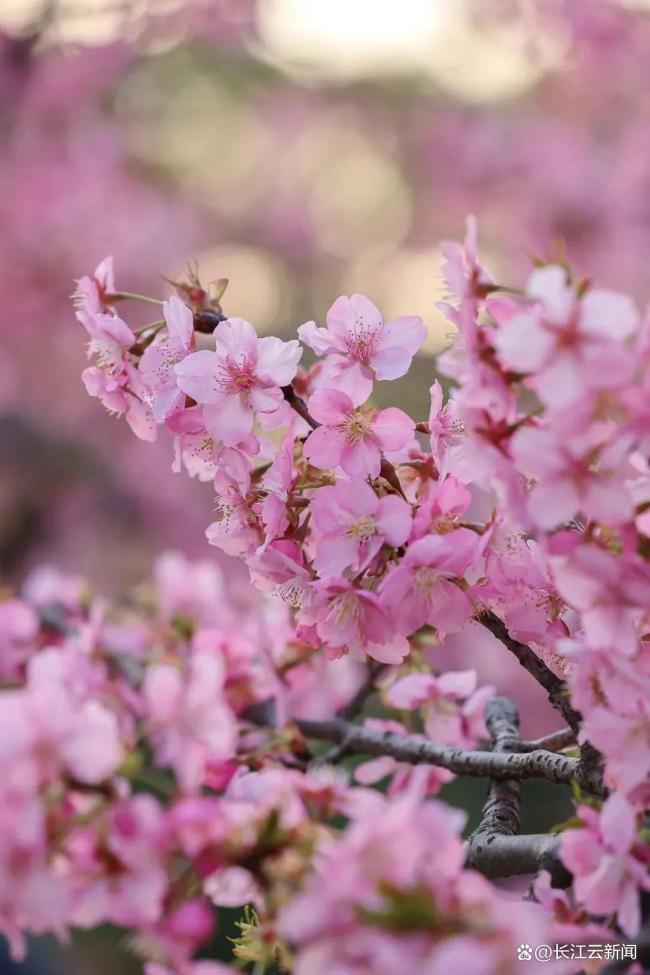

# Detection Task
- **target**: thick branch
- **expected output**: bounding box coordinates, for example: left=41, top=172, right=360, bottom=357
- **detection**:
left=465, top=832, right=562, bottom=880
left=465, top=698, right=570, bottom=884
left=473, top=697, right=522, bottom=837
left=294, top=717, right=600, bottom=791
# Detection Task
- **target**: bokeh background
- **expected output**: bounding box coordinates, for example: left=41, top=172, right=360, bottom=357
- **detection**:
left=2, top=0, right=650, bottom=970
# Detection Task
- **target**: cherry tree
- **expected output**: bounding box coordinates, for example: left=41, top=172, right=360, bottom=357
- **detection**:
left=1, top=220, right=649, bottom=974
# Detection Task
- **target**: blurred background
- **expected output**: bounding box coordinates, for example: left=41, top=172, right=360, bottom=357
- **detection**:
left=4, top=0, right=650, bottom=591
left=2, top=0, right=650, bottom=969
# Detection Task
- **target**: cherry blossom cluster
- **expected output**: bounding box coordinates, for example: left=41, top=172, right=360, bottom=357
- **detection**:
left=31, top=220, right=650, bottom=971
left=0, top=553, right=568, bottom=975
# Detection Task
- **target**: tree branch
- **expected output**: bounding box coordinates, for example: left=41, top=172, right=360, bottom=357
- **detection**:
left=294, top=716, right=602, bottom=792
left=478, top=612, right=605, bottom=794
left=281, top=385, right=319, bottom=430
left=471, top=696, right=522, bottom=838
left=336, top=660, right=386, bottom=721
left=465, top=698, right=570, bottom=884
left=515, top=728, right=576, bottom=753
left=478, top=612, right=582, bottom=732
left=466, top=832, right=563, bottom=880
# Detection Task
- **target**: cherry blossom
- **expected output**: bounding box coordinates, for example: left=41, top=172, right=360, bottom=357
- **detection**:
left=298, top=294, right=426, bottom=402
left=303, top=388, right=414, bottom=478
left=140, top=296, right=195, bottom=421
left=560, top=795, right=650, bottom=936
left=310, top=477, right=411, bottom=576
left=495, top=265, right=639, bottom=410
left=52, top=227, right=650, bottom=970
left=176, top=318, right=301, bottom=444
left=380, top=529, right=482, bottom=637
left=385, top=670, right=493, bottom=747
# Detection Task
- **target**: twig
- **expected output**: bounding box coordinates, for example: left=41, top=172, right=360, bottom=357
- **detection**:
left=281, top=385, right=320, bottom=430
left=515, top=728, right=576, bottom=753
left=337, top=661, right=386, bottom=721
left=477, top=612, right=582, bottom=733
left=478, top=612, right=605, bottom=794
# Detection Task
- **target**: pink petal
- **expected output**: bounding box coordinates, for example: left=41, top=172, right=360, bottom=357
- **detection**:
left=527, top=265, right=574, bottom=323
left=426, top=581, right=472, bottom=634
left=371, top=317, right=426, bottom=379
left=354, top=756, right=396, bottom=784
left=303, top=426, right=345, bottom=470
left=176, top=351, right=221, bottom=404
left=324, top=357, right=374, bottom=404
left=495, top=311, right=554, bottom=372
left=313, top=536, right=358, bottom=577
left=257, top=335, right=302, bottom=386
left=580, top=289, right=638, bottom=341
left=249, top=385, right=283, bottom=413
left=375, top=495, right=412, bottom=546
left=371, top=407, right=414, bottom=451
left=600, top=795, right=636, bottom=856
left=307, top=388, right=353, bottom=425
left=527, top=479, right=580, bottom=530
left=534, top=351, right=585, bottom=409
left=203, top=395, right=254, bottom=445
left=340, top=438, right=381, bottom=478
left=325, top=294, right=362, bottom=343
left=95, top=312, right=135, bottom=347
left=436, top=670, right=477, bottom=699
left=366, top=634, right=410, bottom=664
left=298, top=319, right=345, bottom=355
left=386, top=673, right=436, bottom=709
left=348, top=293, right=383, bottom=331
left=164, top=296, right=194, bottom=345
left=214, top=318, right=258, bottom=360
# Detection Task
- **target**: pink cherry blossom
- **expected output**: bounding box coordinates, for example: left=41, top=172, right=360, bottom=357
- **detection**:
left=441, top=215, right=492, bottom=304
left=385, top=670, right=493, bottom=746
left=495, top=265, right=638, bottom=410
left=298, top=294, right=426, bottom=402
left=78, top=309, right=135, bottom=373
left=380, top=529, right=482, bottom=637
left=143, top=651, right=237, bottom=792
left=312, top=578, right=409, bottom=663
left=310, top=477, right=411, bottom=576
left=410, top=474, right=472, bottom=541
left=510, top=421, right=634, bottom=530
left=140, top=296, right=195, bottom=421
left=168, top=406, right=256, bottom=482
left=303, top=388, right=414, bottom=478
left=550, top=541, right=650, bottom=656
left=176, top=318, right=301, bottom=444
left=561, top=795, right=650, bottom=935
left=72, top=255, right=115, bottom=315
left=428, top=380, right=462, bottom=473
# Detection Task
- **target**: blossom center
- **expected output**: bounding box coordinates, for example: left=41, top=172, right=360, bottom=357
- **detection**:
left=347, top=319, right=380, bottom=364
left=218, top=356, right=257, bottom=394
left=344, top=407, right=374, bottom=443
left=329, top=592, right=361, bottom=627
left=347, top=515, right=376, bottom=542
left=413, top=566, right=438, bottom=601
